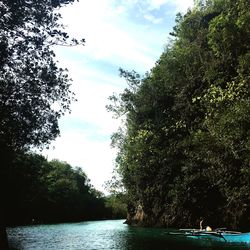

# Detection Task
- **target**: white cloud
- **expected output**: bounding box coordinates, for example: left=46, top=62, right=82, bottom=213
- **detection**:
left=173, top=0, right=194, bottom=12
left=45, top=45, right=125, bottom=193
left=118, top=0, right=193, bottom=13
left=58, top=0, right=163, bottom=70
left=144, top=14, right=163, bottom=24
left=146, top=0, right=194, bottom=11
left=44, top=0, right=194, bottom=193
left=44, top=130, right=117, bottom=192
left=147, top=0, right=169, bottom=9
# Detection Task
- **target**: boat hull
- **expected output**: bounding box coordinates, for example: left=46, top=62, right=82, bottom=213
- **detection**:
left=187, top=232, right=250, bottom=244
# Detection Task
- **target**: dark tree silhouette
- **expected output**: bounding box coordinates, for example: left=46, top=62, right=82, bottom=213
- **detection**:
left=0, top=0, right=84, bottom=248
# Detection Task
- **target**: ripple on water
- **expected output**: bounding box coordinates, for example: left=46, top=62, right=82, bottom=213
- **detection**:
left=7, top=220, right=250, bottom=250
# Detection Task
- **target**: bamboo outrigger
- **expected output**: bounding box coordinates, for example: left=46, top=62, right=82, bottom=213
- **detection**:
left=169, top=228, right=250, bottom=243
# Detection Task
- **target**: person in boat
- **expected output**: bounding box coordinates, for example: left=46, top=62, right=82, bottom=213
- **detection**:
left=200, top=218, right=212, bottom=231
left=200, top=218, right=203, bottom=230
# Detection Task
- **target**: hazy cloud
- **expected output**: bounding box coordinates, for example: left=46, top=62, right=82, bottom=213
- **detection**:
left=44, top=0, right=193, bottom=192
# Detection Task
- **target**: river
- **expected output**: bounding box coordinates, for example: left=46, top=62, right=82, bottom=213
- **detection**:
left=7, top=219, right=250, bottom=250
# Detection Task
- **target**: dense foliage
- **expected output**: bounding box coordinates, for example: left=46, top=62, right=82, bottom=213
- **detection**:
left=108, top=0, right=250, bottom=230
left=6, top=153, right=126, bottom=226
left=0, top=0, right=83, bottom=247
left=0, top=0, right=84, bottom=154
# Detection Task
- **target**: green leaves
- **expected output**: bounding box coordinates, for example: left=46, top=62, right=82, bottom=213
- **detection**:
left=0, top=0, right=84, bottom=153
left=6, top=153, right=114, bottom=225
left=108, top=0, right=250, bottom=229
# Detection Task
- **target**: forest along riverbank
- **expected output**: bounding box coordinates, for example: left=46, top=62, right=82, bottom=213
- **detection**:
left=107, top=0, right=250, bottom=230
left=7, top=220, right=250, bottom=250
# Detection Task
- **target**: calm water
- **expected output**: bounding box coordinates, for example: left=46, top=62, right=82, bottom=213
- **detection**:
left=7, top=219, right=250, bottom=250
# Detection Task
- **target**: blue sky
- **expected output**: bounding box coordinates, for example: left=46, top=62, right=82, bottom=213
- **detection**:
left=43, top=0, right=194, bottom=193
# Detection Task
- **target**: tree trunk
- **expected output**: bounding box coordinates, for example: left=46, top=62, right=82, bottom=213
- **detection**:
left=0, top=148, right=12, bottom=250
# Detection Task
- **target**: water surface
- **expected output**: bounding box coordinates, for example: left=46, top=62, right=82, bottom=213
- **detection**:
left=7, top=219, right=250, bottom=250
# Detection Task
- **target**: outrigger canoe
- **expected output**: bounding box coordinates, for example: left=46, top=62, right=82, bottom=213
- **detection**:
left=169, top=229, right=250, bottom=244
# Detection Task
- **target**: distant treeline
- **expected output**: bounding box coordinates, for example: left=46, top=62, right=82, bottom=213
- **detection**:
left=108, top=0, right=250, bottom=230
left=5, top=153, right=126, bottom=226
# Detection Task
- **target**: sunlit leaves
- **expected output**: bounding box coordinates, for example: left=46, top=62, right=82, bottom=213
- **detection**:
left=108, top=0, right=250, bottom=229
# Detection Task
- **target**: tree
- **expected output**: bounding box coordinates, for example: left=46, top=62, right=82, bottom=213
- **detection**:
left=108, top=0, right=250, bottom=229
left=0, top=0, right=84, bottom=248
left=6, top=154, right=112, bottom=225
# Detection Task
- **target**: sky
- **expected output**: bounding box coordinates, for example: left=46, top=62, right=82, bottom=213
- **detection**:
left=43, top=0, right=194, bottom=193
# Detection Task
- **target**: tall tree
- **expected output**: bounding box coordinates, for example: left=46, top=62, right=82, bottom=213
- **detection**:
left=108, top=0, right=250, bottom=229
left=0, top=0, right=84, bottom=248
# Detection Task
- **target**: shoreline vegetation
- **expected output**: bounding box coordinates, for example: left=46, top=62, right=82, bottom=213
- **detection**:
left=5, top=153, right=127, bottom=228
left=108, top=0, right=250, bottom=231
